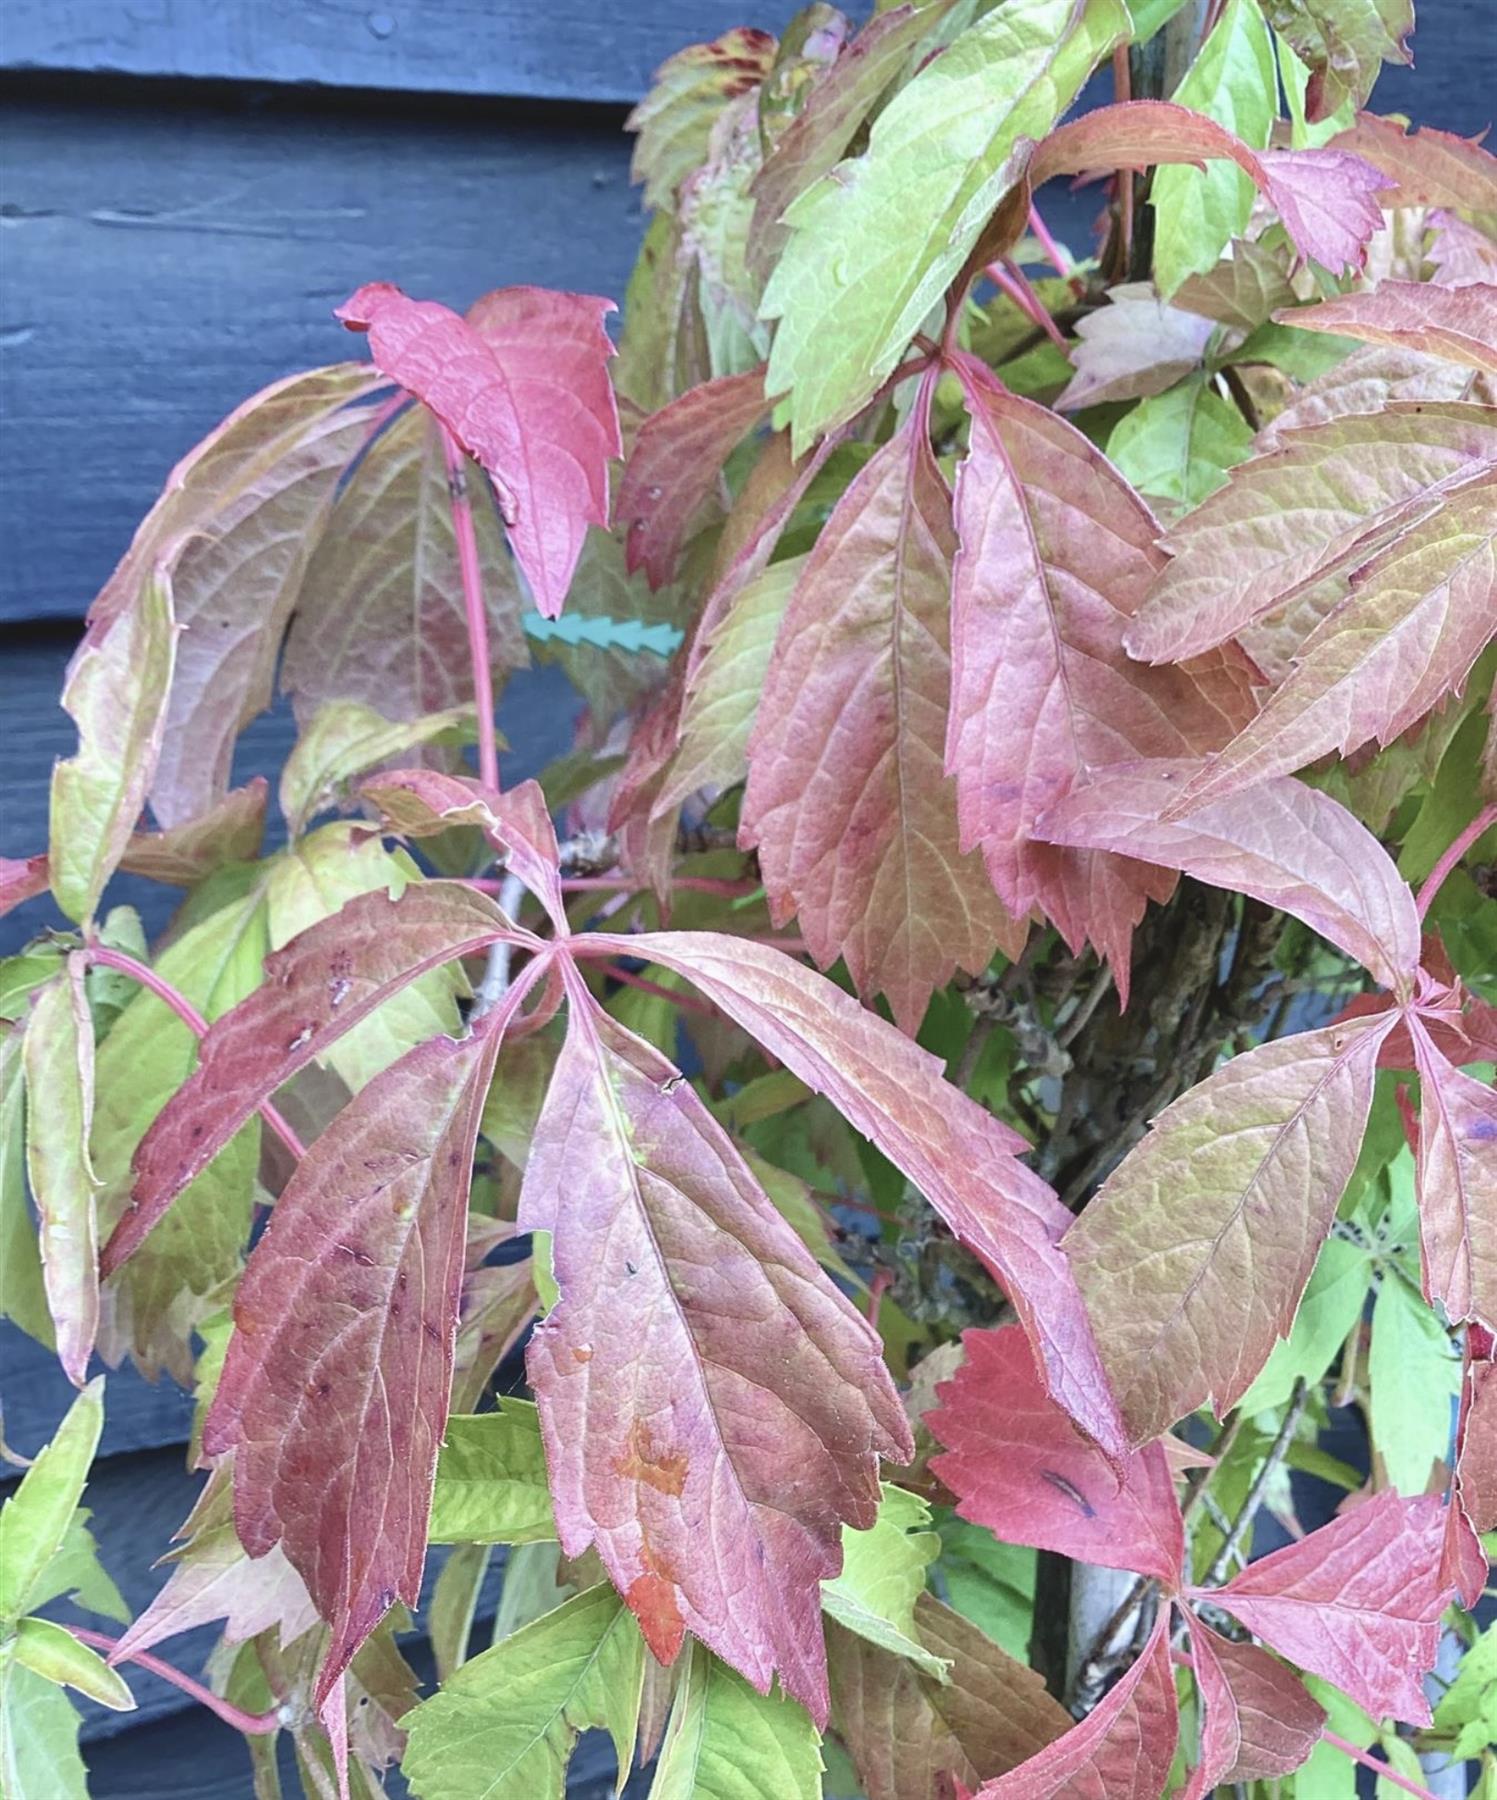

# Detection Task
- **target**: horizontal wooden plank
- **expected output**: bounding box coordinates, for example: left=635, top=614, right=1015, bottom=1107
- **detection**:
left=1, top=0, right=836, bottom=104
left=0, top=88, right=649, bottom=625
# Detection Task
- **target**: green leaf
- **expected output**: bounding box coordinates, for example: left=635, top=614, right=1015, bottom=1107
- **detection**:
left=0, top=1033, right=52, bottom=1350
left=427, top=1402, right=557, bottom=1546
left=278, top=700, right=476, bottom=836
left=22, top=1512, right=128, bottom=1627
left=626, top=29, right=776, bottom=212
left=821, top=1483, right=948, bottom=1678
left=1433, top=1623, right=1497, bottom=1762
left=0, top=1656, right=88, bottom=1799
left=1264, top=0, right=1411, bottom=128
left=401, top=1584, right=644, bottom=1800
left=264, top=824, right=465, bottom=1091
left=91, top=881, right=269, bottom=1382
left=761, top=0, right=1130, bottom=449
left=1107, top=374, right=1256, bottom=511
left=1367, top=1275, right=1461, bottom=1495
left=651, top=1643, right=821, bottom=1800
left=9, top=1618, right=133, bottom=1712
left=0, top=954, right=66, bottom=1028
left=0, top=1379, right=104, bottom=1623
left=428, top=1543, right=491, bottom=1684
left=22, top=960, right=99, bottom=1386
left=936, top=1519, right=1038, bottom=1663
left=1151, top=0, right=1276, bottom=295
left=49, top=570, right=177, bottom=925
left=1238, top=1233, right=1371, bottom=1413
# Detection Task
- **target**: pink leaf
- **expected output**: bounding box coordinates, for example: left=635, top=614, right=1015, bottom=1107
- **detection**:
left=202, top=1017, right=508, bottom=1704
left=617, top=368, right=769, bottom=588
left=0, top=855, right=49, bottom=919
left=519, top=967, right=909, bottom=1724
left=741, top=390, right=1026, bottom=1032
left=1125, top=400, right=1497, bottom=665
left=111, top=1532, right=319, bottom=1664
left=575, top=928, right=1128, bottom=1459
left=1274, top=280, right=1497, bottom=375
left=1184, top=1624, right=1324, bottom=1796
left=929, top=1325, right=1184, bottom=1585
left=1168, top=463, right=1497, bottom=809
left=1411, top=1019, right=1497, bottom=1330
left=1326, top=112, right=1497, bottom=212
left=1057, top=288, right=1216, bottom=410
left=1065, top=1014, right=1393, bottom=1445
left=1032, top=102, right=1383, bottom=274
left=972, top=1612, right=1178, bottom=1799
left=1035, top=762, right=1422, bottom=996
left=946, top=362, right=1262, bottom=990
left=118, top=780, right=268, bottom=888
left=336, top=283, right=621, bottom=619
left=1202, top=1490, right=1454, bottom=1724
left=361, top=770, right=568, bottom=932
left=111, top=883, right=519, bottom=1275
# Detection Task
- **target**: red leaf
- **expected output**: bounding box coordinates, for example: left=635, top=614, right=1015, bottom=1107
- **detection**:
left=741, top=392, right=1027, bottom=1031
left=519, top=966, right=909, bottom=1723
left=946, top=362, right=1260, bottom=991
left=111, top=883, right=519, bottom=1275
left=617, top=368, right=769, bottom=588
left=576, top=928, right=1128, bottom=1459
left=361, top=771, right=568, bottom=932
left=1411, top=1020, right=1497, bottom=1330
left=1274, top=281, right=1497, bottom=375
left=1326, top=112, right=1497, bottom=212
left=336, top=283, right=621, bottom=618
left=203, top=1016, right=510, bottom=1703
left=1185, top=1624, right=1324, bottom=1795
left=1035, top=762, right=1422, bottom=998
left=1457, top=1354, right=1497, bottom=1533
left=972, top=1612, right=1178, bottom=1798
left=929, top=1325, right=1184, bottom=1585
left=1202, top=1490, right=1453, bottom=1724
left=1032, top=102, right=1384, bottom=275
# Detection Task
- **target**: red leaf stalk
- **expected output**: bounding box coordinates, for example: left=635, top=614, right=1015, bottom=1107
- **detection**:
left=70, top=1626, right=282, bottom=1738
left=1416, top=803, right=1497, bottom=920
left=440, top=423, right=501, bottom=794
left=85, top=945, right=307, bottom=1162
left=1321, top=1731, right=1444, bottom=1800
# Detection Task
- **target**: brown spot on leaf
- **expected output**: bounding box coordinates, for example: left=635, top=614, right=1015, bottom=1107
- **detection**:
left=613, top=1420, right=688, bottom=1497
left=625, top=1570, right=684, bottom=1664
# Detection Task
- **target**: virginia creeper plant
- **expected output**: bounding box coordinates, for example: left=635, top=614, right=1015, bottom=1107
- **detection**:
left=2, top=0, right=1495, bottom=1795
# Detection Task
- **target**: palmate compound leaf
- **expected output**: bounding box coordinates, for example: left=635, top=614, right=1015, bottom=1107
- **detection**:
left=22, top=958, right=100, bottom=1386
left=49, top=568, right=176, bottom=926
left=821, top=1484, right=948, bottom=1679
left=827, top=1594, right=1069, bottom=1800
left=1261, top=343, right=1497, bottom=446
left=945, top=359, right=1254, bottom=994
left=282, top=404, right=528, bottom=732
left=1200, top=1488, right=1454, bottom=1722
left=201, top=995, right=524, bottom=1708
left=335, top=283, right=621, bottom=619
left=400, top=1582, right=645, bottom=1800
left=971, top=1611, right=1178, bottom=1799
left=74, top=364, right=384, bottom=832
left=759, top=0, right=1130, bottom=452
left=648, top=1642, right=823, bottom=1800
left=1061, top=1010, right=1396, bottom=1445
left=616, top=367, right=769, bottom=589
left=1411, top=1016, right=1497, bottom=1330
left=1326, top=111, right=1497, bottom=211
left=1124, top=398, right=1497, bottom=659
left=517, top=960, right=910, bottom=1725
left=0, top=1377, right=104, bottom=1623
left=107, top=881, right=525, bottom=1276
left=740, top=389, right=1027, bottom=1033
left=575, top=928, right=1128, bottom=1459
left=1033, top=762, right=1423, bottom=997
left=1183, top=1623, right=1326, bottom=1796
left=928, top=1324, right=1184, bottom=1586
left=1274, top=280, right=1497, bottom=374
left=1165, top=461, right=1497, bottom=811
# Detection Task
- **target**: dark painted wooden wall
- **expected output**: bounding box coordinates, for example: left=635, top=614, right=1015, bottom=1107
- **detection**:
left=0, top=2, right=1491, bottom=1792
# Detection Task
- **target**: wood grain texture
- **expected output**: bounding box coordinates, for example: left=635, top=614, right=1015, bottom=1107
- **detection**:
left=1, top=0, right=843, bottom=106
